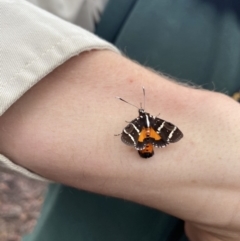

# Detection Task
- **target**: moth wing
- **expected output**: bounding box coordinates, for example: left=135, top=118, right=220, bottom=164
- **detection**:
left=151, top=138, right=169, bottom=148
left=136, top=138, right=148, bottom=150
left=150, top=116, right=183, bottom=143
left=121, top=118, right=142, bottom=147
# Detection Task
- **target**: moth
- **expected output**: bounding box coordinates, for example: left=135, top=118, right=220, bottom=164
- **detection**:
left=116, top=87, right=183, bottom=158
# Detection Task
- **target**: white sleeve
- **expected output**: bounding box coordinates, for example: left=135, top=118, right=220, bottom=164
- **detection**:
left=26, top=0, right=109, bottom=32
left=0, top=0, right=119, bottom=182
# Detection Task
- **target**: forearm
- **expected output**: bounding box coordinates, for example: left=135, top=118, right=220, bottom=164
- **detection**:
left=0, top=49, right=192, bottom=189
left=0, top=50, right=190, bottom=192
left=1, top=50, right=240, bottom=239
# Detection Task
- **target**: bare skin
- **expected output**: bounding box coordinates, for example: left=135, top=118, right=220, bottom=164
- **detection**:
left=0, top=50, right=240, bottom=241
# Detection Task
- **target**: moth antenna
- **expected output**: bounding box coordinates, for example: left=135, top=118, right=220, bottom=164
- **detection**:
left=116, top=96, right=139, bottom=109
left=142, top=86, right=146, bottom=110
left=140, top=102, right=142, bottom=109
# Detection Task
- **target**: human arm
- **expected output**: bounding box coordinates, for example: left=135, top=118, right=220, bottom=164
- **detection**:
left=1, top=50, right=240, bottom=241
left=1, top=1, right=240, bottom=240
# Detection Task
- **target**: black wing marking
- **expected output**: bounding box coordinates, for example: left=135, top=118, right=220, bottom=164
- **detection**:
left=121, top=118, right=143, bottom=147
left=152, top=138, right=169, bottom=148
left=150, top=116, right=183, bottom=144
left=136, top=138, right=149, bottom=150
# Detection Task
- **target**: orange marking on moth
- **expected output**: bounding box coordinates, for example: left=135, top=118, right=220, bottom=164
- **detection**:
left=139, top=143, right=154, bottom=154
left=149, top=127, right=161, bottom=141
left=138, top=127, right=161, bottom=143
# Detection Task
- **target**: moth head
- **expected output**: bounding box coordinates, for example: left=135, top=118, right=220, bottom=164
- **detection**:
left=139, top=108, right=145, bottom=115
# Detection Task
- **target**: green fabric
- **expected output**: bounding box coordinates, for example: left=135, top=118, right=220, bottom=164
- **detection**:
left=24, top=0, right=240, bottom=241
left=24, top=185, right=184, bottom=241
left=95, top=0, right=138, bottom=43
left=98, top=0, right=240, bottom=94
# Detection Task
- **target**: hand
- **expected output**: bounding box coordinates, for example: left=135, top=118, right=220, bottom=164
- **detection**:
left=0, top=50, right=240, bottom=241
